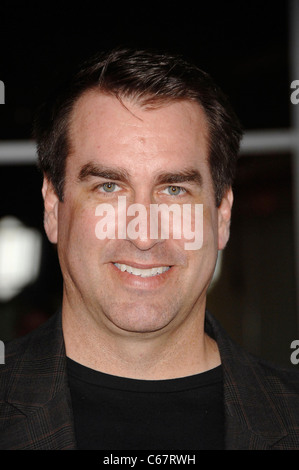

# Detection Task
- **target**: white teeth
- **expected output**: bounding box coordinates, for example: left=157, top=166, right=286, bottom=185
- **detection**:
left=114, top=263, right=170, bottom=277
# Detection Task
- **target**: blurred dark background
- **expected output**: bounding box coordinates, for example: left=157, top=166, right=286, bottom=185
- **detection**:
left=0, top=0, right=297, bottom=367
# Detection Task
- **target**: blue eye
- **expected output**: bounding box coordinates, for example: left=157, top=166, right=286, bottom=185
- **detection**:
left=100, top=182, right=120, bottom=193
left=164, top=186, right=186, bottom=196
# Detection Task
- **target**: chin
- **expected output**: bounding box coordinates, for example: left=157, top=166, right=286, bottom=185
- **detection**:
left=104, top=304, right=174, bottom=335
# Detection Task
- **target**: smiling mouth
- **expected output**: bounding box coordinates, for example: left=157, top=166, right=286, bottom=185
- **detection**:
left=113, top=263, right=171, bottom=278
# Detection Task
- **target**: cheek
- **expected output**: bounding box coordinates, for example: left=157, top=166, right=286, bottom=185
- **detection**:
left=57, top=200, right=101, bottom=259
left=184, top=207, right=219, bottom=281
left=174, top=208, right=218, bottom=272
left=203, top=203, right=218, bottom=247
left=183, top=203, right=218, bottom=255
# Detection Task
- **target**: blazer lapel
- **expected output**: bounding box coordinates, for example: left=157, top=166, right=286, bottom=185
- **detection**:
left=0, top=312, right=77, bottom=450
left=205, top=311, right=289, bottom=449
left=223, top=377, right=288, bottom=450
left=0, top=390, right=76, bottom=449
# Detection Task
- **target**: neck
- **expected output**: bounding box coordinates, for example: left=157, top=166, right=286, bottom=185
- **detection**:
left=62, top=298, right=221, bottom=381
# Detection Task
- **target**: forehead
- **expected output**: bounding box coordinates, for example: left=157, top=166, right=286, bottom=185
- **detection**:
left=67, top=90, right=210, bottom=174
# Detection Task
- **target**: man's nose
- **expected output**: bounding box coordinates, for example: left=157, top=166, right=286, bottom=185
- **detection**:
left=124, top=192, right=165, bottom=251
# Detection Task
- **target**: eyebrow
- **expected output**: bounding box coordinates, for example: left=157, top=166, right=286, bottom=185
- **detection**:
left=77, top=162, right=202, bottom=187
left=155, top=170, right=202, bottom=187
left=77, top=162, right=130, bottom=183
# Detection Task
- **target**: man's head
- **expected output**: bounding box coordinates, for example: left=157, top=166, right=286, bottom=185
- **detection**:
left=36, top=48, right=242, bottom=339
left=34, top=47, right=242, bottom=208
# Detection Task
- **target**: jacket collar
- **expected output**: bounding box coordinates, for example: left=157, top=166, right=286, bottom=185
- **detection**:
left=0, top=312, right=77, bottom=449
left=205, top=311, right=288, bottom=449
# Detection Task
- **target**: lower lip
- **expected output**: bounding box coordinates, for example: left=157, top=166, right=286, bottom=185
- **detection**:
left=109, top=263, right=174, bottom=289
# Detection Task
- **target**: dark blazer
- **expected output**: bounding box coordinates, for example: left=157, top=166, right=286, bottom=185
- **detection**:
left=1, top=310, right=299, bottom=450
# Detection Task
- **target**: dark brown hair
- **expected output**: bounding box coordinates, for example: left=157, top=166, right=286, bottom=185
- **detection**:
left=34, top=47, right=243, bottom=206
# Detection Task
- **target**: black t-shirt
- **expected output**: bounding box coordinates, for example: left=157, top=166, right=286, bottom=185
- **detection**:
left=67, top=358, right=225, bottom=450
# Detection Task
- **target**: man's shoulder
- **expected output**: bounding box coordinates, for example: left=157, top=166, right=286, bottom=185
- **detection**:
left=5, top=312, right=61, bottom=356
left=206, top=310, right=299, bottom=398
left=246, top=349, right=299, bottom=398
left=206, top=311, right=299, bottom=447
left=0, top=312, right=63, bottom=386
left=0, top=312, right=76, bottom=449
left=233, top=332, right=299, bottom=393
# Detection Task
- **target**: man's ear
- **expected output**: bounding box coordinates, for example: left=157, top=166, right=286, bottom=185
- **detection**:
left=217, top=187, right=233, bottom=250
left=42, top=176, right=59, bottom=244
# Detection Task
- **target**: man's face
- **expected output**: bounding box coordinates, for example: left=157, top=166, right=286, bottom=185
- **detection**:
left=43, top=91, right=232, bottom=336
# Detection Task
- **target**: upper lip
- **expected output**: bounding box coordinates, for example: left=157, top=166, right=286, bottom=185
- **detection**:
left=112, top=261, right=172, bottom=269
